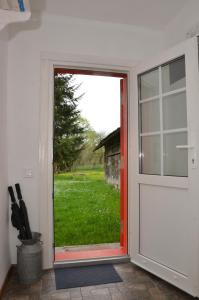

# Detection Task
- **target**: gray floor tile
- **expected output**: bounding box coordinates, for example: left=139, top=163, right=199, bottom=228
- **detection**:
left=2, top=263, right=196, bottom=300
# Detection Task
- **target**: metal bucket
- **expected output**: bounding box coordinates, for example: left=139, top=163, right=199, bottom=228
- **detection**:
left=20, top=232, right=42, bottom=245
left=17, top=232, right=42, bottom=285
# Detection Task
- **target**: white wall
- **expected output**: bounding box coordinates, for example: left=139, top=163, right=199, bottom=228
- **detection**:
left=164, top=0, right=199, bottom=46
left=7, top=14, right=166, bottom=264
left=0, top=28, right=10, bottom=290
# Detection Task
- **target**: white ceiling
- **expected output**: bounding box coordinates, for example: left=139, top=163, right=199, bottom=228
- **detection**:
left=31, top=0, right=188, bottom=30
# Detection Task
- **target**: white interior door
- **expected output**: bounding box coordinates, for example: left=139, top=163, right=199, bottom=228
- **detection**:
left=130, top=37, right=199, bottom=296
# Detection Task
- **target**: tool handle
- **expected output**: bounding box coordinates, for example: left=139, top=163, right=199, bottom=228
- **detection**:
left=8, top=186, right=16, bottom=203
left=15, top=183, right=22, bottom=200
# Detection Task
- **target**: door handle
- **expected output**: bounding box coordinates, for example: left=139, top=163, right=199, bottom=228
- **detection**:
left=176, top=145, right=194, bottom=149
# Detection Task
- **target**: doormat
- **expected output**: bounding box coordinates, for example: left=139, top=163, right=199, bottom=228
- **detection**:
left=54, top=264, right=122, bottom=289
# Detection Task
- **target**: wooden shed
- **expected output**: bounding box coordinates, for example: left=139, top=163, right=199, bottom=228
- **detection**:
left=94, top=128, right=120, bottom=188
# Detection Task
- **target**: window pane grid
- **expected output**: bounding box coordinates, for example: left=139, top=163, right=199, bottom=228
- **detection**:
left=140, top=127, right=188, bottom=137
left=140, top=131, right=161, bottom=137
left=162, top=87, right=186, bottom=98
left=139, top=87, right=186, bottom=104
left=162, top=128, right=187, bottom=134
left=139, top=56, right=187, bottom=177
left=139, top=95, right=159, bottom=104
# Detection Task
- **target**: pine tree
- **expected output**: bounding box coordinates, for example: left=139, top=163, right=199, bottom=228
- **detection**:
left=54, top=73, right=85, bottom=172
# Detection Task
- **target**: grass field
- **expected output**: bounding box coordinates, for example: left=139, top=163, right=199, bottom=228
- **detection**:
left=54, top=168, right=120, bottom=247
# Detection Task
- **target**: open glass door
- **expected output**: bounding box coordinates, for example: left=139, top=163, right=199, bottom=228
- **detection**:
left=130, top=37, right=199, bottom=296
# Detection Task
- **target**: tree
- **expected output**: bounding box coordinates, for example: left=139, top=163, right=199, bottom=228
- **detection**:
left=54, top=73, right=86, bottom=172
left=73, top=119, right=105, bottom=169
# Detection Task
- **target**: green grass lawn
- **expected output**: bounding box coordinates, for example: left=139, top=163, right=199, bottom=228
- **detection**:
left=54, top=168, right=120, bottom=247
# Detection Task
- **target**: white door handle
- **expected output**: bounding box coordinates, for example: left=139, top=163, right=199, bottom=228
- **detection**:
left=176, top=145, right=194, bottom=149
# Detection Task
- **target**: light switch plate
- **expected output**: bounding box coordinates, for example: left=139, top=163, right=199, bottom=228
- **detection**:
left=24, top=168, right=33, bottom=178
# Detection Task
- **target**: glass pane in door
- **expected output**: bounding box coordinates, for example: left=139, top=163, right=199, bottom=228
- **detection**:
left=140, top=100, right=160, bottom=133
left=163, top=132, right=188, bottom=177
left=140, top=68, right=159, bottom=100
left=140, top=135, right=161, bottom=175
left=163, top=91, right=187, bottom=130
left=162, top=57, right=186, bottom=93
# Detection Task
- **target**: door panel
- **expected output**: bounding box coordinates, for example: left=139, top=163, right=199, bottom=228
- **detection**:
left=130, top=37, right=199, bottom=296
left=139, top=184, right=188, bottom=275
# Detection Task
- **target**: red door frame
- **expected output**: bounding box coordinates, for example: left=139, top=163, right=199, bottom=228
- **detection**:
left=120, top=78, right=128, bottom=254
left=54, top=67, right=128, bottom=261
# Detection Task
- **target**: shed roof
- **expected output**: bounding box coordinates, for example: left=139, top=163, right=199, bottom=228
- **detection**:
left=94, top=128, right=120, bottom=151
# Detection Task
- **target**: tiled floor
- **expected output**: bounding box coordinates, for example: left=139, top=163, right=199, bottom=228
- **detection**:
left=2, top=263, right=196, bottom=300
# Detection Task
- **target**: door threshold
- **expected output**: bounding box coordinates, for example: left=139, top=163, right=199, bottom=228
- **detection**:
left=54, top=255, right=130, bottom=268
left=55, top=245, right=126, bottom=261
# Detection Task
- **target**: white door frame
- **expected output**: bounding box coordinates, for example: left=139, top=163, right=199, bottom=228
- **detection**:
left=38, top=52, right=134, bottom=269
left=130, top=37, right=199, bottom=296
